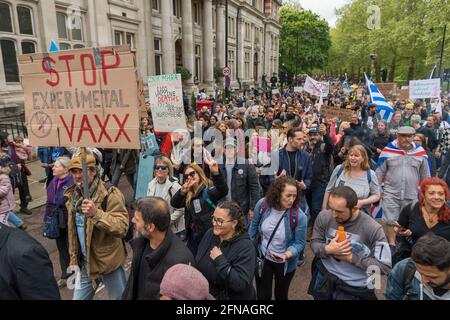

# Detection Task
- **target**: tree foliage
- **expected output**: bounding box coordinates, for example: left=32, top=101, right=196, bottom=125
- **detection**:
left=279, top=4, right=331, bottom=78
left=325, top=0, right=450, bottom=83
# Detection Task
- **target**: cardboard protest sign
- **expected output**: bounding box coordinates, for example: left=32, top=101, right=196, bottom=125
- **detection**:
left=320, top=106, right=354, bottom=122
left=409, top=79, right=441, bottom=99
left=375, top=83, right=397, bottom=100
left=18, top=45, right=140, bottom=148
left=399, top=87, right=409, bottom=100
left=148, top=74, right=187, bottom=132
left=137, top=79, right=148, bottom=119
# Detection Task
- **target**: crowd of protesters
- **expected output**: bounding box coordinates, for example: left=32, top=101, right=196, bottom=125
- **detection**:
left=1, top=75, right=450, bottom=301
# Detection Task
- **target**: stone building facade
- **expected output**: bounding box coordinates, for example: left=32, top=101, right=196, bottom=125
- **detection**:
left=0, top=0, right=281, bottom=116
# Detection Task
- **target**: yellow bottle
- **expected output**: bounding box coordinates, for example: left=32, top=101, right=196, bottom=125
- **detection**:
left=337, top=226, right=346, bottom=242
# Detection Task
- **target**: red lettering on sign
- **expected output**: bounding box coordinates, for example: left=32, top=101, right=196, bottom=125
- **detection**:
left=94, top=114, right=112, bottom=143
left=101, top=50, right=120, bottom=85
left=59, top=55, right=75, bottom=87
left=113, top=114, right=130, bottom=142
left=77, top=115, right=97, bottom=143
left=80, top=54, right=97, bottom=86
left=42, top=57, right=59, bottom=87
left=59, top=114, right=75, bottom=141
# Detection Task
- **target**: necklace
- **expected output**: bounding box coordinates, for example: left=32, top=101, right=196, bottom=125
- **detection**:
left=423, top=205, right=438, bottom=223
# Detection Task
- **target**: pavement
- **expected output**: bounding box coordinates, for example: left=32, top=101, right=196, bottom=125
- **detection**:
left=18, top=160, right=387, bottom=300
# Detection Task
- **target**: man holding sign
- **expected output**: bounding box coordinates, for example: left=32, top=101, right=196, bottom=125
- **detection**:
left=66, top=154, right=129, bottom=300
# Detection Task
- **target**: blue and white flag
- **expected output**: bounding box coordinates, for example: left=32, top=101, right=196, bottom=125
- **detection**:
left=365, top=73, right=394, bottom=123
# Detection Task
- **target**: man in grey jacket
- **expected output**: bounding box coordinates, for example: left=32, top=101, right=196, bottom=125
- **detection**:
left=376, top=126, right=430, bottom=252
left=309, top=186, right=391, bottom=300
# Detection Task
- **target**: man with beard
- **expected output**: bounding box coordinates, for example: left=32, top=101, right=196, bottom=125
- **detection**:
left=309, top=186, right=392, bottom=300
left=377, top=126, right=430, bottom=253
left=122, top=197, right=195, bottom=300
left=385, top=234, right=450, bottom=300
left=305, top=124, right=333, bottom=226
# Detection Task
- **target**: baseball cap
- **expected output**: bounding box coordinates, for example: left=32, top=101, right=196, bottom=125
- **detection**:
left=397, top=126, right=416, bottom=135
left=68, top=154, right=97, bottom=170
left=308, top=125, right=320, bottom=134
left=160, top=264, right=209, bottom=300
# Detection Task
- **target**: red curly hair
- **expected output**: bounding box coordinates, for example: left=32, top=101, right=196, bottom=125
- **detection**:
left=419, top=177, right=450, bottom=224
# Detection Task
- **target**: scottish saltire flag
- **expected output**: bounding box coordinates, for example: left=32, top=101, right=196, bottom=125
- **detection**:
left=377, top=140, right=431, bottom=176
left=364, top=73, right=394, bottom=122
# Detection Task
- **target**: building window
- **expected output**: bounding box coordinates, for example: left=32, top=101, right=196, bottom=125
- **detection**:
left=21, top=41, right=35, bottom=54
left=0, top=2, right=13, bottom=33
left=74, top=44, right=85, bottom=49
left=228, top=17, right=235, bottom=37
left=17, top=6, right=33, bottom=35
left=244, top=52, right=250, bottom=79
left=59, top=43, right=71, bottom=50
left=57, top=12, right=68, bottom=39
left=195, top=44, right=201, bottom=83
left=114, top=31, right=135, bottom=50
left=228, top=50, right=234, bottom=79
left=152, top=0, right=160, bottom=12
left=1, top=39, right=19, bottom=82
left=245, top=23, right=251, bottom=41
left=173, top=0, right=181, bottom=18
left=193, top=1, right=201, bottom=25
left=154, top=38, right=162, bottom=76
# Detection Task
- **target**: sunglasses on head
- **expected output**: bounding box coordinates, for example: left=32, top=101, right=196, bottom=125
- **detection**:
left=155, top=165, right=168, bottom=171
left=184, top=171, right=196, bottom=179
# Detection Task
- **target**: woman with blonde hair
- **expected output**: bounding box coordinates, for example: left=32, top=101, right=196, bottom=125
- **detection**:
left=323, top=145, right=380, bottom=214
left=147, top=156, right=185, bottom=239
left=171, top=160, right=228, bottom=255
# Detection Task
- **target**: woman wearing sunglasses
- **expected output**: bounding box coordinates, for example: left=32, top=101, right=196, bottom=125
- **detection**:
left=147, top=156, right=185, bottom=240
left=171, top=160, right=228, bottom=255
left=195, top=201, right=256, bottom=300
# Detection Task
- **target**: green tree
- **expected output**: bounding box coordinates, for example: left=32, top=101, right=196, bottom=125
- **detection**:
left=325, top=0, right=450, bottom=83
left=279, top=5, right=331, bottom=79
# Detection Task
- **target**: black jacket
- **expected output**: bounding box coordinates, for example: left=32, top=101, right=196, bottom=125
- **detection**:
left=219, top=162, right=260, bottom=215
left=122, top=230, right=195, bottom=300
left=0, top=224, right=60, bottom=300
left=111, top=149, right=138, bottom=176
left=171, top=172, right=228, bottom=241
left=196, top=229, right=256, bottom=300
left=307, top=134, right=334, bottom=188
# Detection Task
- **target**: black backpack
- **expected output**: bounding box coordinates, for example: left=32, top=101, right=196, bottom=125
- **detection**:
left=0, top=155, right=21, bottom=190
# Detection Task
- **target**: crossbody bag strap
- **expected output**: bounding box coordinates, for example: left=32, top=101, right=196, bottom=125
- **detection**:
left=263, top=211, right=286, bottom=259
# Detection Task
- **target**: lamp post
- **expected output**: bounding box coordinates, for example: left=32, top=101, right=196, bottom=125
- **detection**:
left=369, top=53, right=377, bottom=81
left=438, top=24, right=447, bottom=80
left=224, top=0, right=229, bottom=102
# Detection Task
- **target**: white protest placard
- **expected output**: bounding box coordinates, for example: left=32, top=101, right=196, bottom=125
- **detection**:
left=409, top=79, right=441, bottom=99
left=304, top=76, right=330, bottom=96
left=294, top=86, right=303, bottom=93
left=18, top=45, right=140, bottom=149
left=272, top=89, right=280, bottom=95
left=148, top=74, right=187, bottom=132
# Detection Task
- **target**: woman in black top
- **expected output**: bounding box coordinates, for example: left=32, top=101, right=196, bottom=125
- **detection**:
left=393, top=177, right=450, bottom=266
left=367, top=120, right=392, bottom=162
left=196, top=201, right=256, bottom=300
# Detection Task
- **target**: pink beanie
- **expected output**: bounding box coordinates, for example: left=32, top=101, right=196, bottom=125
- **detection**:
left=160, top=264, right=209, bottom=300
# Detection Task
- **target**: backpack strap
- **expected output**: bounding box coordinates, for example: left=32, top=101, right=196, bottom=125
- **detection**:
left=403, top=259, right=417, bottom=296
left=289, top=207, right=298, bottom=231
left=367, top=170, right=372, bottom=184
left=202, top=188, right=217, bottom=210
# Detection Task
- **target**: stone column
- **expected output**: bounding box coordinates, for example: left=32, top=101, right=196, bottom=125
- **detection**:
left=86, top=0, right=98, bottom=47
left=238, top=15, right=245, bottom=81
left=181, top=0, right=194, bottom=85
left=142, top=0, right=155, bottom=76
left=37, top=0, right=58, bottom=49
left=215, top=1, right=225, bottom=69
left=93, top=0, right=111, bottom=46
left=161, top=0, right=175, bottom=74
left=202, top=0, right=214, bottom=86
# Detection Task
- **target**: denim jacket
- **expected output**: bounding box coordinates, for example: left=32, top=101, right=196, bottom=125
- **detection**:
left=384, top=258, right=446, bottom=300
left=248, top=198, right=307, bottom=274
